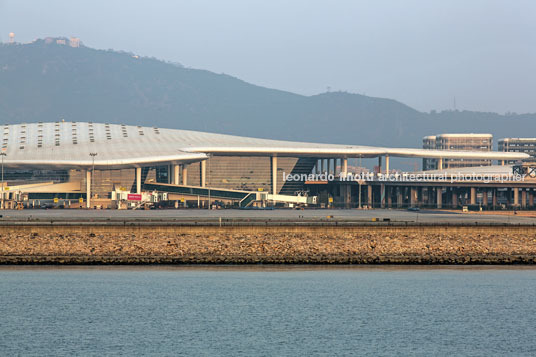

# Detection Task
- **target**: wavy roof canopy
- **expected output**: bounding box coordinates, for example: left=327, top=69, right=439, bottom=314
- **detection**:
left=0, top=122, right=528, bottom=169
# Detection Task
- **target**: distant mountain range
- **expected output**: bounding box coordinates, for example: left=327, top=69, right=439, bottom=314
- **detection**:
left=1, top=39, right=535, bottom=150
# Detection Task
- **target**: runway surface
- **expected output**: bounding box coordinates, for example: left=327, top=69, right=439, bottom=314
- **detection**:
left=0, top=209, right=534, bottom=225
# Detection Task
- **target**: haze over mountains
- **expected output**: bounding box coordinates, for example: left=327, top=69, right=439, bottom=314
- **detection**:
left=1, top=39, right=535, bottom=150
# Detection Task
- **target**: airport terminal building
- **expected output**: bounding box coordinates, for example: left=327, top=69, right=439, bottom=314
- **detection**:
left=499, top=138, right=536, bottom=164
left=422, top=134, right=493, bottom=170
left=0, top=122, right=531, bottom=210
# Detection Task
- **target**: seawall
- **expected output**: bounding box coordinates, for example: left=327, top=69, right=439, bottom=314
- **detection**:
left=1, top=224, right=535, bottom=264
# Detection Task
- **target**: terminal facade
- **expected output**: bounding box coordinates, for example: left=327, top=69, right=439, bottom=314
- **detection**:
left=499, top=138, right=536, bottom=164
left=422, top=134, right=493, bottom=170
left=0, top=122, right=532, bottom=210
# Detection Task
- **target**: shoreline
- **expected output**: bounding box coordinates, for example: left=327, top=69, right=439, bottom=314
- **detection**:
left=1, top=224, right=535, bottom=265
left=2, top=255, right=535, bottom=265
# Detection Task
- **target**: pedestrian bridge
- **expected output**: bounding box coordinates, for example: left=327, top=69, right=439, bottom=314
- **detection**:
left=142, top=183, right=316, bottom=207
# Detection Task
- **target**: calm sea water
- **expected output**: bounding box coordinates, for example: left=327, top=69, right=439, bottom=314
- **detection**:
left=1, top=266, right=535, bottom=356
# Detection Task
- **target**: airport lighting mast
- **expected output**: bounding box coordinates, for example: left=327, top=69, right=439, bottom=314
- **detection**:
left=1, top=151, right=6, bottom=209
left=89, top=152, right=97, bottom=204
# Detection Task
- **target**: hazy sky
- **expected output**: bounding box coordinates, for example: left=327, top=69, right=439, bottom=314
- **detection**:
left=1, top=0, right=535, bottom=114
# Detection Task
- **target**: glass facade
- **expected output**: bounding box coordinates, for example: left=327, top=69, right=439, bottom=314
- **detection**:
left=499, top=138, right=536, bottom=164
left=422, top=134, right=493, bottom=170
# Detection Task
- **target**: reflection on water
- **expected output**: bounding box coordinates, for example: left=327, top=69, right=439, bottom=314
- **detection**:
left=1, top=266, right=535, bottom=356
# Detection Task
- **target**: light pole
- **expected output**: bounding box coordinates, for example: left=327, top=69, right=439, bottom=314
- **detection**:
left=358, top=156, right=362, bottom=209
left=89, top=153, right=97, bottom=206
left=207, top=154, right=212, bottom=210
left=358, top=180, right=362, bottom=209
left=0, top=151, right=6, bottom=210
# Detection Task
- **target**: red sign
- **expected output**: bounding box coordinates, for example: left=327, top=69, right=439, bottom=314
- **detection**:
left=127, top=194, right=142, bottom=201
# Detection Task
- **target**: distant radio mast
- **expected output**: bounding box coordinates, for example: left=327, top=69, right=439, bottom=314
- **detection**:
left=8, top=32, right=15, bottom=44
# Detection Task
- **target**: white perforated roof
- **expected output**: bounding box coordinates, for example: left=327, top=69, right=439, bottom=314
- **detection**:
left=0, top=122, right=528, bottom=169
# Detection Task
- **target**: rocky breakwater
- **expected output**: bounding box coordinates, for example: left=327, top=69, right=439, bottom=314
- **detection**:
left=0, top=225, right=535, bottom=264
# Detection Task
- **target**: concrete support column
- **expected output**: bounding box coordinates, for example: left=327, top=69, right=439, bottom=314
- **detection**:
left=397, top=187, right=403, bottom=208
left=514, top=188, right=519, bottom=206
left=482, top=189, right=488, bottom=207
left=492, top=189, right=497, bottom=208
left=410, top=187, right=417, bottom=207
left=529, top=190, right=534, bottom=208
left=86, top=170, right=91, bottom=209
left=438, top=158, right=443, bottom=170
left=200, top=160, right=206, bottom=187
left=380, top=184, right=385, bottom=208
left=173, top=165, right=180, bottom=185
left=436, top=187, right=443, bottom=209
left=521, top=189, right=527, bottom=208
left=452, top=189, right=458, bottom=208
left=367, top=184, right=373, bottom=208
left=136, top=167, right=142, bottom=194
left=342, top=184, right=351, bottom=208
left=328, top=159, right=333, bottom=175
left=333, top=158, right=337, bottom=175
left=271, top=156, right=278, bottom=195
left=333, top=159, right=336, bottom=175
left=181, top=165, right=188, bottom=186
left=427, top=188, right=434, bottom=207
left=378, top=156, right=382, bottom=174
left=167, top=165, right=172, bottom=184
left=342, top=158, right=348, bottom=175
left=385, top=155, right=390, bottom=175
left=470, top=187, right=477, bottom=205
